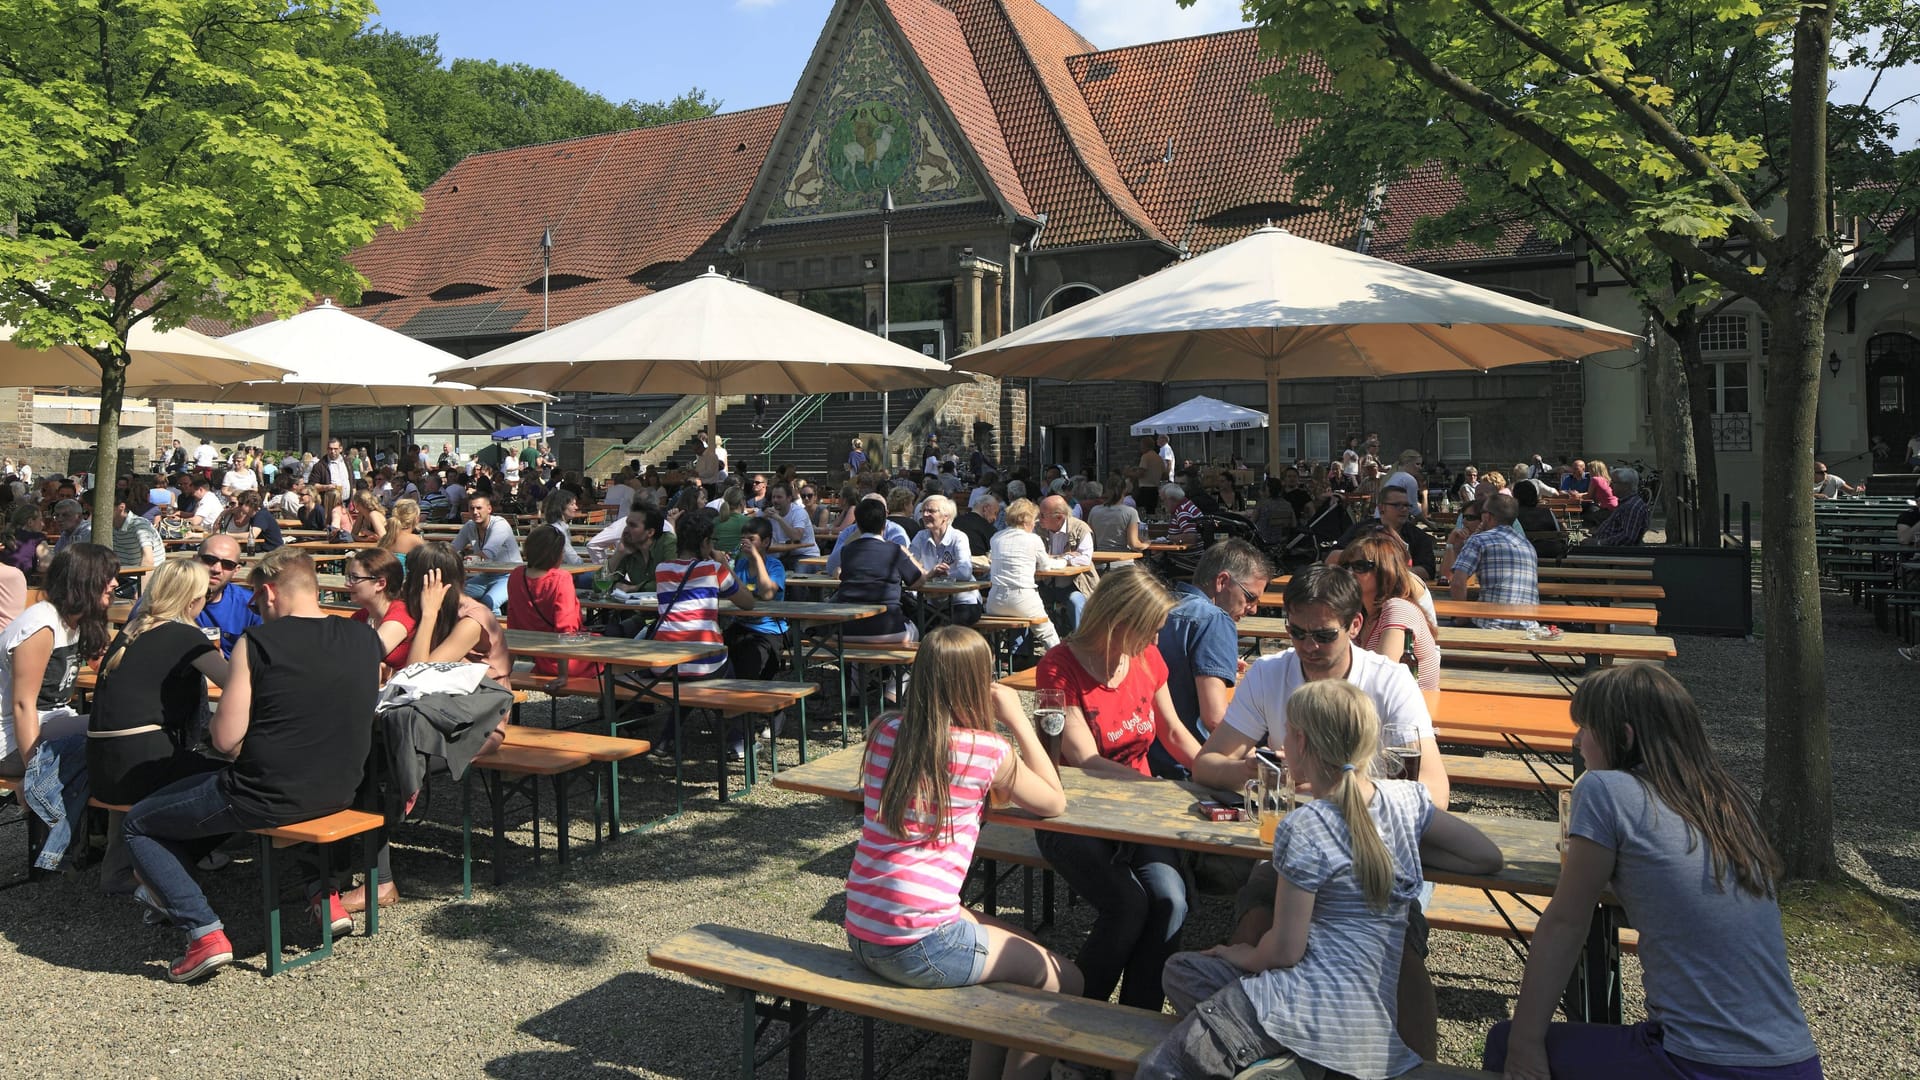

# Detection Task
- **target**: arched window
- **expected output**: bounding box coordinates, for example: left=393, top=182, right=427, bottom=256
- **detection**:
left=1038, top=283, right=1102, bottom=318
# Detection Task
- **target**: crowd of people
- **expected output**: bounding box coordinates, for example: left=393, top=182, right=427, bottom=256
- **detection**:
left=0, top=421, right=1830, bottom=1079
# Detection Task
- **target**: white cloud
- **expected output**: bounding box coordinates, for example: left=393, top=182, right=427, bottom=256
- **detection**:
left=1054, top=0, right=1249, bottom=49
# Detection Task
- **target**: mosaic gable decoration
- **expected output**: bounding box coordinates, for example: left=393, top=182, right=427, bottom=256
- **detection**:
left=769, top=2, right=983, bottom=221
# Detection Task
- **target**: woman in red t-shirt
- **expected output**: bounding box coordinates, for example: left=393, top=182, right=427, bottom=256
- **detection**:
left=345, top=548, right=416, bottom=673
left=1033, top=565, right=1198, bottom=1012
left=507, top=526, right=601, bottom=681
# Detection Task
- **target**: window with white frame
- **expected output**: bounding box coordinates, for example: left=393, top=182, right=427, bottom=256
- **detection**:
left=1699, top=312, right=1756, bottom=451
left=1436, top=418, right=1472, bottom=462
left=1274, top=423, right=1299, bottom=462
left=1304, top=422, right=1330, bottom=463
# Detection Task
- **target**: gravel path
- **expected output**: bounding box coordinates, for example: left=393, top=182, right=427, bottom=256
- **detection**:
left=0, top=588, right=1915, bottom=1079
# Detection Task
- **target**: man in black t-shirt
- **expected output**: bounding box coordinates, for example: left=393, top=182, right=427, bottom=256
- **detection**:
left=953, top=494, right=999, bottom=561
left=122, top=547, right=382, bottom=983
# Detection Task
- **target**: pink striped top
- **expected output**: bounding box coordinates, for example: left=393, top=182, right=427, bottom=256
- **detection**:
left=1365, top=596, right=1441, bottom=692
left=844, top=715, right=1010, bottom=945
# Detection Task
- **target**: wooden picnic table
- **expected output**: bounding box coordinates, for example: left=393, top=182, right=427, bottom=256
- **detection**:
left=467, top=560, right=598, bottom=576
left=1555, top=555, right=1654, bottom=568
left=1144, top=540, right=1199, bottom=553
left=1235, top=616, right=1677, bottom=662
left=1271, top=574, right=1663, bottom=604
left=773, top=745, right=1627, bottom=1022
left=1090, top=551, right=1143, bottom=565
left=1535, top=566, right=1653, bottom=582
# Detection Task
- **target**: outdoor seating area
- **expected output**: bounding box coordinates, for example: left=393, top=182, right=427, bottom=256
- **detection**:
left=2, top=0, right=1913, bottom=1073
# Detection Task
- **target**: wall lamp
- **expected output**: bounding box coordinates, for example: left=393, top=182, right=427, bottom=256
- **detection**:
left=1828, top=351, right=1843, bottom=378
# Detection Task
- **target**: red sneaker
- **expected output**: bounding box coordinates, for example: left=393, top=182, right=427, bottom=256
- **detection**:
left=311, top=892, right=353, bottom=937
left=167, top=929, right=234, bottom=983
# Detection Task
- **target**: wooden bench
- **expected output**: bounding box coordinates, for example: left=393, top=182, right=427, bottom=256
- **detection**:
left=507, top=672, right=818, bottom=801
left=464, top=744, right=594, bottom=895
left=1427, top=883, right=1639, bottom=954
left=649, top=924, right=1498, bottom=1079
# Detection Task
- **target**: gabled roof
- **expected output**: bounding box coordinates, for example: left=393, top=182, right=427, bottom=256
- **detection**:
left=947, top=0, right=1171, bottom=250
left=1365, top=163, right=1562, bottom=265
left=348, top=104, right=784, bottom=341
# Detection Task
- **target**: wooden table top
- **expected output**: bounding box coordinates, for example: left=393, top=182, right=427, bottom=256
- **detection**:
left=1270, top=574, right=1663, bottom=603
left=1535, top=566, right=1653, bottom=582
left=501, top=628, right=726, bottom=668
left=467, top=560, right=598, bottom=575
left=1555, top=555, right=1654, bottom=568
left=784, top=573, right=987, bottom=596
left=1235, top=616, right=1676, bottom=660
left=772, top=746, right=1574, bottom=897
left=1253, top=594, right=1659, bottom=629
left=1090, top=551, right=1143, bottom=563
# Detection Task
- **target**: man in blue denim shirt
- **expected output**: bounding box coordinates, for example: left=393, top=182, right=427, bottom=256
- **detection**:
left=1147, top=539, right=1270, bottom=780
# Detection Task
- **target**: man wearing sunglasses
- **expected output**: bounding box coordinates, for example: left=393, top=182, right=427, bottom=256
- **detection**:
left=194, top=534, right=260, bottom=656
left=1327, top=487, right=1436, bottom=581
left=1189, top=563, right=1449, bottom=1056
left=1148, top=539, right=1272, bottom=781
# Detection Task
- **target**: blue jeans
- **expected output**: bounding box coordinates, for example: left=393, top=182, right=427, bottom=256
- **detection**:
left=847, top=918, right=989, bottom=989
left=465, top=572, right=509, bottom=614
left=1035, top=832, right=1191, bottom=1010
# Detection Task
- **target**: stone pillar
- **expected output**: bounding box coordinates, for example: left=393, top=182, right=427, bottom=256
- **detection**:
left=984, top=272, right=1003, bottom=342
left=1548, top=361, right=1585, bottom=458
left=954, top=260, right=984, bottom=353
left=154, top=398, right=177, bottom=456
left=1, top=387, right=32, bottom=451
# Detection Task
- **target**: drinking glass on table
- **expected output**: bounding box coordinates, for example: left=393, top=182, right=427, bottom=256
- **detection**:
left=1032, top=689, right=1066, bottom=738
left=1387, top=740, right=1423, bottom=784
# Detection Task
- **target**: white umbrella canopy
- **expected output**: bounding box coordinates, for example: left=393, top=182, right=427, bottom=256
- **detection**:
left=957, top=227, right=1639, bottom=383
left=431, top=269, right=972, bottom=438
left=0, top=320, right=293, bottom=392
left=1131, top=395, right=1268, bottom=436
left=218, top=300, right=550, bottom=448
left=956, top=226, right=1638, bottom=468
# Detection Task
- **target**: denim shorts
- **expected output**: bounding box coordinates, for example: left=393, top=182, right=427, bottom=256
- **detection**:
left=847, top=918, right=988, bottom=989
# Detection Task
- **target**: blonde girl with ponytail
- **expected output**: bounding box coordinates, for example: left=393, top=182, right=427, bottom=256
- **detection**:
left=1139, top=679, right=1500, bottom=1080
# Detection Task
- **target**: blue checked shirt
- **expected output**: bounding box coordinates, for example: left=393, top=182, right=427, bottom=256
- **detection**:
left=1452, top=524, right=1540, bottom=629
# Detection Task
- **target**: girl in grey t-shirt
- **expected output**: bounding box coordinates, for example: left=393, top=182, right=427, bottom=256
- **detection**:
left=1485, top=665, right=1822, bottom=1080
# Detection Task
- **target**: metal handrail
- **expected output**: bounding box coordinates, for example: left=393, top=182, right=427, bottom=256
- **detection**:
left=761, top=394, right=830, bottom=457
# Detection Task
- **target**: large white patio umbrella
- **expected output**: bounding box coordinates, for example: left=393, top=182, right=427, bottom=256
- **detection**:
left=955, top=226, right=1639, bottom=468
left=1131, top=394, right=1268, bottom=465
left=0, top=320, right=293, bottom=392
left=217, top=300, right=551, bottom=447
left=430, top=269, right=971, bottom=444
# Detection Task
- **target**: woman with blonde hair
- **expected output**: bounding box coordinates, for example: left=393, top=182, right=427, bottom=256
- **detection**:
left=1035, top=566, right=1201, bottom=1012
left=1344, top=530, right=1441, bottom=692
left=349, top=489, right=386, bottom=544
left=844, top=626, right=1075, bottom=1080
left=1582, top=458, right=1619, bottom=529
left=379, top=497, right=426, bottom=567
left=88, top=557, right=231, bottom=805
left=983, top=498, right=1060, bottom=653
left=1486, top=666, right=1820, bottom=1079
left=1142, top=679, right=1500, bottom=1079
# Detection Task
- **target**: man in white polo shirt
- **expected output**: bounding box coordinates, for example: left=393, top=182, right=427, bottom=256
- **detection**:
left=1188, top=562, right=1449, bottom=1059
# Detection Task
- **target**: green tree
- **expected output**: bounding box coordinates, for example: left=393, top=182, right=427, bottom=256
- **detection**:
left=1227, top=0, right=1920, bottom=876
left=0, top=0, right=421, bottom=532
left=329, top=29, right=721, bottom=189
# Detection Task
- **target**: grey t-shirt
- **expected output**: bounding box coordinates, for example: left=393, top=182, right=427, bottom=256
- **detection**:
left=1571, top=770, right=1817, bottom=1068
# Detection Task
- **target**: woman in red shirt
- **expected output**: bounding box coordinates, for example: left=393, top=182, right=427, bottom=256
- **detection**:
left=345, top=548, right=416, bottom=674
left=1034, top=565, right=1198, bottom=1012
left=507, top=526, right=601, bottom=681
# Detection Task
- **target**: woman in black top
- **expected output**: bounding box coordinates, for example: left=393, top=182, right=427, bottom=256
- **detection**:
left=1513, top=481, right=1568, bottom=559
left=88, top=558, right=230, bottom=805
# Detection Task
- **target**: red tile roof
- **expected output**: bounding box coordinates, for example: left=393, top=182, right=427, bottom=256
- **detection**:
left=884, top=0, right=1033, bottom=220
left=945, top=0, right=1170, bottom=250
left=1365, top=163, right=1559, bottom=265
left=348, top=104, right=785, bottom=339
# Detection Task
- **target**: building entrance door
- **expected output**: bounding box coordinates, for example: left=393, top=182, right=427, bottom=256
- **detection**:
left=1867, top=332, right=1920, bottom=465
left=1047, top=424, right=1103, bottom=481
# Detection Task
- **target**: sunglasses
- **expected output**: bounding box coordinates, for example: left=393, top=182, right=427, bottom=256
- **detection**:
left=343, top=573, right=382, bottom=585
left=198, top=554, right=240, bottom=571
left=1233, top=579, right=1262, bottom=607
left=1345, top=558, right=1379, bottom=574
left=1286, top=624, right=1344, bottom=645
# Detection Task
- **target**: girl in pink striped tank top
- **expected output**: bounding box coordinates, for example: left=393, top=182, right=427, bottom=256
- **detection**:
left=843, top=626, right=1079, bottom=1080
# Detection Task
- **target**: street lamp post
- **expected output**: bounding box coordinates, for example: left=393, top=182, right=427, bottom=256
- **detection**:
left=881, top=188, right=892, bottom=465
left=540, top=226, right=553, bottom=440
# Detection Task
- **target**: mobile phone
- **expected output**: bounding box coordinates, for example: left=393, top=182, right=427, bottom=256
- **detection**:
left=1253, top=747, right=1285, bottom=770
left=1195, top=800, right=1245, bottom=822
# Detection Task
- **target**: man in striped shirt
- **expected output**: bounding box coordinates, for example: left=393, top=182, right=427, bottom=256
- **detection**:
left=1161, top=483, right=1205, bottom=542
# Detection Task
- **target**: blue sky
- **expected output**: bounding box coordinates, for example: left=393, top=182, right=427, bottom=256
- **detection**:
left=369, top=0, right=1914, bottom=145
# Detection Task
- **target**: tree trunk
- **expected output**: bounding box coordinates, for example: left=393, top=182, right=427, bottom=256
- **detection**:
left=88, top=343, right=128, bottom=541
left=1758, top=296, right=1837, bottom=880
left=1646, top=309, right=1698, bottom=545
left=1678, top=327, right=1725, bottom=546
left=1758, top=0, right=1840, bottom=880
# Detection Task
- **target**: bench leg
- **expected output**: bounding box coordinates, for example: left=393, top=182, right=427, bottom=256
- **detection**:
left=462, top=770, right=474, bottom=900
left=737, top=990, right=757, bottom=1080
left=259, top=837, right=336, bottom=977
left=490, top=771, right=508, bottom=886
left=362, top=831, right=380, bottom=937
left=553, top=773, right=571, bottom=866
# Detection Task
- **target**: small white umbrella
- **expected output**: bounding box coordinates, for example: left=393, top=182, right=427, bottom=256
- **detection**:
left=430, top=268, right=970, bottom=442
left=956, top=226, right=1639, bottom=467
left=218, top=300, right=550, bottom=447
left=1131, top=394, right=1268, bottom=465
left=0, top=320, right=292, bottom=391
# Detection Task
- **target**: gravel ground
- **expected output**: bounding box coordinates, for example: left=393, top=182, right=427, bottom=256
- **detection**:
left=1, top=587, right=1915, bottom=1079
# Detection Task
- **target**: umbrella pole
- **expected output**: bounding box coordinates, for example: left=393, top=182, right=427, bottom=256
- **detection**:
left=320, top=402, right=331, bottom=456
left=706, top=392, right=719, bottom=464
left=1266, top=375, right=1281, bottom=478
